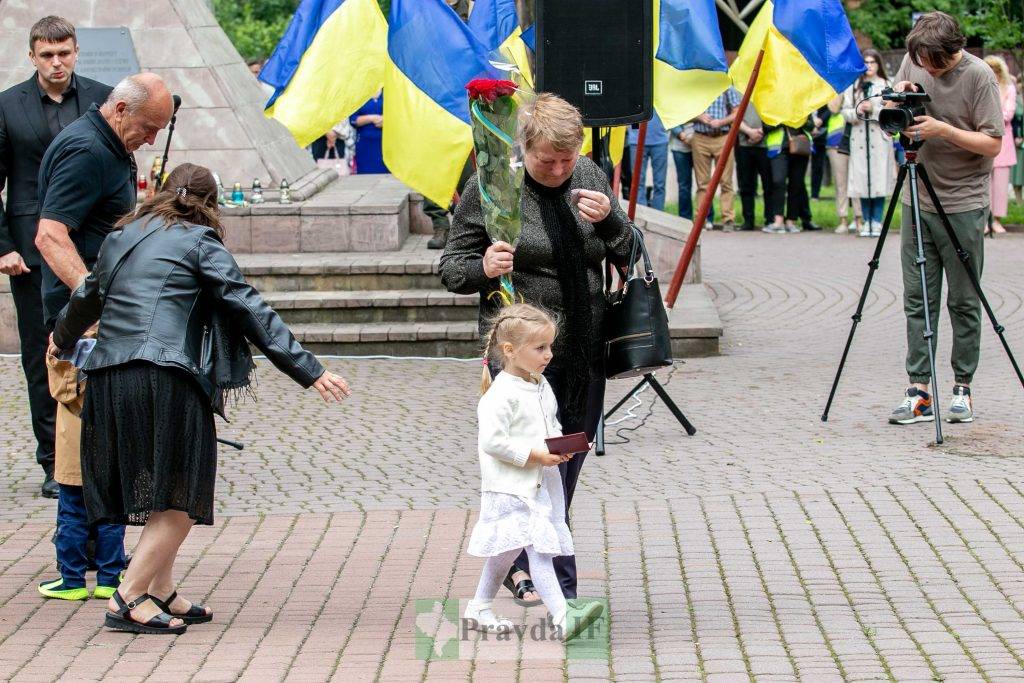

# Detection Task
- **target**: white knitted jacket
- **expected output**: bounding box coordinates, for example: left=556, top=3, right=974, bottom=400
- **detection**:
left=477, top=372, right=562, bottom=498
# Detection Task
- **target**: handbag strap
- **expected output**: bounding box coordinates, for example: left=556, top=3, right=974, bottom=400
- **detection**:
left=605, top=225, right=655, bottom=295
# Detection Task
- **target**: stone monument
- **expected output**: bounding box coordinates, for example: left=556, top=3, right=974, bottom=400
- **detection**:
left=0, top=0, right=333, bottom=199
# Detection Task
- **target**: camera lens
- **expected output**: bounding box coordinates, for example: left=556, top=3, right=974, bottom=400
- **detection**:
left=878, top=108, right=912, bottom=136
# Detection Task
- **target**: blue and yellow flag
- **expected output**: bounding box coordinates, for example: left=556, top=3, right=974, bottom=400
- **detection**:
left=730, top=0, right=865, bottom=127
left=653, top=0, right=731, bottom=128
left=467, top=0, right=533, bottom=86
left=261, top=0, right=387, bottom=148
left=384, top=0, right=497, bottom=207
left=581, top=127, right=627, bottom=167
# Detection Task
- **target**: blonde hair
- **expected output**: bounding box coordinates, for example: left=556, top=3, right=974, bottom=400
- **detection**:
left=517, top=93, right=585, bottom=153
left=985, top=55, right=1012, bottom=90
left=480, top=303, right=557, bottom=394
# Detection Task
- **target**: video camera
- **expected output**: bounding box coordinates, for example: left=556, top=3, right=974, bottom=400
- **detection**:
left=878, top=87, right=930, bottom=136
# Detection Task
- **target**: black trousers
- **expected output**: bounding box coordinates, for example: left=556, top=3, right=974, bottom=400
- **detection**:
left=770, top=152, right=812, bottom=223
left=810, top=137, right=827, bottom=198
left=736, top=145, right=773, bottom=227
left=9, top=268, right=56, bottom=472
left=510, top=365, right=605, bottom=599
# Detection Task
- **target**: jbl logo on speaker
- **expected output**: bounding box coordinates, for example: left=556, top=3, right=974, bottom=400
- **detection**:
left=584, top=80, right=603, bottom=96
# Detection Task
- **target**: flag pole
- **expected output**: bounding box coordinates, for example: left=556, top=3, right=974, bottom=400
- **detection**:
left=663, top=48, right=765, bottom=309
left=627, top=121, right=648, bottom=221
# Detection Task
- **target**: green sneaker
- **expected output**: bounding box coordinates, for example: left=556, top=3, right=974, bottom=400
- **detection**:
left=93, top=585, right=119, bottom=600
left=38, top=578, right=90, bottom=601
left=557, top=599, right=605, bottom=642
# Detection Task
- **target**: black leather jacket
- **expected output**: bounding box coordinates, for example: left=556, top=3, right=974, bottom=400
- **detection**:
left=53, top=216, right=324, bottom=399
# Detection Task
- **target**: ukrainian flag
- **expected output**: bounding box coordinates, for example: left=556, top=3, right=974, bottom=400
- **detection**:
left=730, top=0, right=864, bottom=127
left=653, top=0, right=731, bottom=128
left=261, top=0, right=387, bottom=148
left=467, top=0, right=533, bottom=85
left=384, top=0, right=498, bottom=207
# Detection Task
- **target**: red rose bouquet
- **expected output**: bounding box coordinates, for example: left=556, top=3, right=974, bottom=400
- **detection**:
left=466, top=77, right=525, bottom=305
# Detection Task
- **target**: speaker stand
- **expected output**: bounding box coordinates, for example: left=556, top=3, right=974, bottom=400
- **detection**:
left=595, top=371, right=696, bottom=455
left=594, top=122, right=697, bottom=455
left=590, top=126, right=611, bottom=178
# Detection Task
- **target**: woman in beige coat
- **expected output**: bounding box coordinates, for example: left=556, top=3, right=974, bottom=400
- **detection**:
left=842, top=49, right=897, bottom=237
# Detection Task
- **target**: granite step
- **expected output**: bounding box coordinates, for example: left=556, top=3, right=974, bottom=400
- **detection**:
left=236, top=239, right=442, bottom=292
left=289, top=321, right=481, bottom=358
left=263, top=289, right=478, bottom=324
left=284, top=284, right=721, bottom=358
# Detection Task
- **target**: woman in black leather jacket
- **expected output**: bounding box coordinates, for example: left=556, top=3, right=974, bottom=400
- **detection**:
left=51, top=163, right=350, bottom=635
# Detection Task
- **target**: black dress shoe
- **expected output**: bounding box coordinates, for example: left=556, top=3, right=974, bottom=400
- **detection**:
left=739, top=223, right=756, bottom=231
left=802, top=222, right=822, bottom=231
left=41, top=472, right=59, bottom=499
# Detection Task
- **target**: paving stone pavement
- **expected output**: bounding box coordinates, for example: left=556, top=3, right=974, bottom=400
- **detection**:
left=1, top=231, right=1023, bottom=681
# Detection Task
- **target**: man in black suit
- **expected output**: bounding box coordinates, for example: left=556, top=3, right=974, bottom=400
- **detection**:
left=0, top=16, right=111, bottom=498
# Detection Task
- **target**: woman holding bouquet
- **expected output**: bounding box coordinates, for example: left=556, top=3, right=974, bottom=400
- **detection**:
left=441, top=92, right=637, bottom=602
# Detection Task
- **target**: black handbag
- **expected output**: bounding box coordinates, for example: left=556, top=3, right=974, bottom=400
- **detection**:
left=604, top=226, right=673, bottom=380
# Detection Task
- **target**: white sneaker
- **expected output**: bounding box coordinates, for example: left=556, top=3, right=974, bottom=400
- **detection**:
left=858, top=223, right=872, bottom=237
left=835, top=222, right=850, bottom=235
left=463, top=600, right=514, bottom=634
left=888, top=387, right=935, bottom=424
left=870, top=220, right=883, bottom=237
left=947, top=385, right=974, bottom=423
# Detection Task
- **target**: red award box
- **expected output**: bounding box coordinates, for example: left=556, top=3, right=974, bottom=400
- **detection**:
left=544, top=432, right=591, bottom=455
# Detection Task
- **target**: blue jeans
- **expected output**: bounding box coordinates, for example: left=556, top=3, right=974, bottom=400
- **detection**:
left=55, top=484, right=125, bottom=588
left=671, top=150, right=693, bottom=220
left=860, top=197, right=885, bottom=224
left=630, top=143, right=668, bottom=210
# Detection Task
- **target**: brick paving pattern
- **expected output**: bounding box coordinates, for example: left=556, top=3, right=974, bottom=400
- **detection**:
left=1, top=231, right=1023, bottom=681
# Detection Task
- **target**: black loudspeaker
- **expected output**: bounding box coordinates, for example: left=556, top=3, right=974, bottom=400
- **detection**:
left=535, top=0, right=653, bottom=126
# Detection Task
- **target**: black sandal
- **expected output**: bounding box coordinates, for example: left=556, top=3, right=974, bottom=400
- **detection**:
left=503, top=571, right=543, bottom=607
left=105, top=591, right=187, bottom=635
left=152, top=591, right=213, bottom=624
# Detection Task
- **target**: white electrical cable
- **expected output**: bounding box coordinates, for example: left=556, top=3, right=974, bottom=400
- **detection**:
left=605, top=383, right=649, bottom=426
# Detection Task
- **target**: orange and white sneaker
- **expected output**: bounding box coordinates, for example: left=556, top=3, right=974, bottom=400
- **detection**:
left=946, top=385, right=974, bottom=423
left=889, top=387, right=934, bottom=424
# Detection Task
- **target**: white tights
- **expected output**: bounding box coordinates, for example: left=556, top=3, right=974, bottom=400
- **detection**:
left=472, top=546, right=566, bottom=623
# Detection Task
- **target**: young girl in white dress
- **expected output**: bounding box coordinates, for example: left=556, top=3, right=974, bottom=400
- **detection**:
left=464, top=304, right=604, bottom=642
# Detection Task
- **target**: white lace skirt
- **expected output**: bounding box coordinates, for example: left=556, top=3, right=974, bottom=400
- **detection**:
left=467, top=466, right=575, bottom=558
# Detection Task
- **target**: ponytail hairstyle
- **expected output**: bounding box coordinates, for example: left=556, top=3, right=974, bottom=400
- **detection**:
left=480, top=303, right=558, bottom=394
left=116, top=162, right=224, bottom=236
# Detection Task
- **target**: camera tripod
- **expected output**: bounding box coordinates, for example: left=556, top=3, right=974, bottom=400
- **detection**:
left=822, top=146, right=1024, bottom=444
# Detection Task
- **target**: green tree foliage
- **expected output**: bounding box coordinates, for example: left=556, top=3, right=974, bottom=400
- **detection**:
left=962, top=0, right=1024, bottom=57
left=214, top=0, right=298, bottom=61
left=849, top=0, right=1024, bottom=65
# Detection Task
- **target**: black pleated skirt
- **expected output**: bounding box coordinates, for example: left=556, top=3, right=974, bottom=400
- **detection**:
left=81, top=360, right=218, bottom=526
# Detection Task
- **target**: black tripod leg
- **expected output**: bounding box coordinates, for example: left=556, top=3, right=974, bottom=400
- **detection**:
left=906, top=164, right=943, bottom=444
left=916, top=165, right=1024, bottom=390
left=645, top=374, right=697, bottom=436
left=822, top=166, right=908, bottom=421
left=604, top=375, right=650, bottom=421
left=595, top=414, right=606, bottom=456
